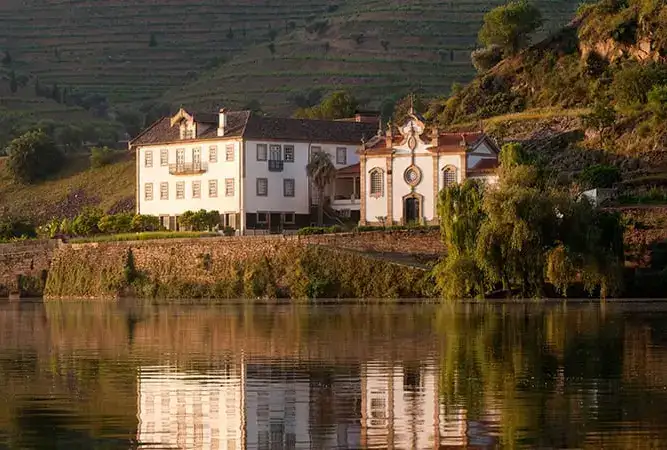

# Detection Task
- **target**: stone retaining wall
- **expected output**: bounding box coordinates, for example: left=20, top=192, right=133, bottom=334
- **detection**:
left=0, top=240, right=60, bottom=296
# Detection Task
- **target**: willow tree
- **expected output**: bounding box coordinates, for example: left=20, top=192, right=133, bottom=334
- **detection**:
left=435, top=143, right=625, bottom=300
left=307, top=150, right=337, bottom=226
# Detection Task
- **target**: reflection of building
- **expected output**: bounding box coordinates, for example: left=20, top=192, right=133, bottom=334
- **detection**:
left=137, top=365, right=244, bottom=449
left=137, top=362, right=311, bottom=450
left=361, top=360, right=497, bottom=449
left=245, top=365, right=310, bottom=450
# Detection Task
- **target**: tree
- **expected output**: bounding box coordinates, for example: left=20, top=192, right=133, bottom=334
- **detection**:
left=478, top=1, right=543, bottom=55
left=391, top=94, right=427, bottom=124
left=471, top=45, right=504, bottom=72
left=294, top=91, right=359, bottom=120
left=0, top=216, right=36, bottom=241
left=306, top=150, right=337, bottom=226
left=434, top=143, right=624, bottom=299
left=5, top=130, right=64, bottom=183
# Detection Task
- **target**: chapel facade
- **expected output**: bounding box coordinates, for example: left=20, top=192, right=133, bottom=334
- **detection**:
left=358, top=112, right=500, bottom=226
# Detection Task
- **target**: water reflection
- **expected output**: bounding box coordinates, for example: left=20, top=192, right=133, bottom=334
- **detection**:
left=1, top=301, right=667, bottom=449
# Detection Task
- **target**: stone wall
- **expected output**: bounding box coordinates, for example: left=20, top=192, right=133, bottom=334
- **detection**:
left=0, top=240, right=60, bottom=296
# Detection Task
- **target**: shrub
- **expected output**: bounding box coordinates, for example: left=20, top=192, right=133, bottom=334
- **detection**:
left=648, top=84, right=667, bottom=119
left=178, top=210, right=220, bottom=231
left=222, top=226, right=236, bottom=236
left=98, top=213, right=133, bottom=234
left=478, top=0, right=543, bottom=55
left=5, top=130, right=64, bottom=183
left=471, top=45, right=503, bottom=72
left=611, top=62, right=667, bottom=108
left=296, top=226, right=343, bottom=236
left=579, top=164, right=622, bottom=189
left=71, top=207, right=103, bottom=236
left=90, top=146, right=117, bottom=168
left=131, top=214, right=161, bottom=232
left=0, top=217, right=36, bottom=241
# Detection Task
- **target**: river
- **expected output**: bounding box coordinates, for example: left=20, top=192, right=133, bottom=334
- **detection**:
left=1, top=300, right=667, bottom=449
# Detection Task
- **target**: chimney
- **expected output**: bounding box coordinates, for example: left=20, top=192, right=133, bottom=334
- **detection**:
left=217, top=108, right=227, bottom=137
left=386, top=123, right=393, bottom=148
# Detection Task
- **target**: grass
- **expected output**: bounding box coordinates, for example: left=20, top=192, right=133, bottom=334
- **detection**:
left=0, top=154, right=135, bottom=223
left=69, top=231, right=219, bottom=244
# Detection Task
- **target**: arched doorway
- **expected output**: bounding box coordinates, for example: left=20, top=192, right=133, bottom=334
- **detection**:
left=403, top=195, right=421, bottom=224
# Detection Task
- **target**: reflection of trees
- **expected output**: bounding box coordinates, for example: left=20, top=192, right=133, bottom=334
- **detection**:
left=435, top=303, right=667, bottom=449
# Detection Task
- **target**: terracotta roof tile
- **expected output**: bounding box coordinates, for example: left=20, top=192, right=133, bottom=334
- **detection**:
left=336, top=163, right=360, bottom=176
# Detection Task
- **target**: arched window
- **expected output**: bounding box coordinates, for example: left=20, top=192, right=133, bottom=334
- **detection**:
left=369, top=168, right=384, bottom=198
left=443, top=166, right=457, bottom=187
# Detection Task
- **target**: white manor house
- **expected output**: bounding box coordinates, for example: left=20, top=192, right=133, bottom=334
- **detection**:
left=130, top=107, right=499, bottom=234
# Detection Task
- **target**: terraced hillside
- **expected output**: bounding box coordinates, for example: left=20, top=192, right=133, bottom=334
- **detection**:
left=0, top=0, right=580, bottom=115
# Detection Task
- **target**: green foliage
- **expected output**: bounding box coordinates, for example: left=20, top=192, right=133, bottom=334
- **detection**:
left=434, top=144, right=625, bottom=299
left=611, top=62, right=667, bottom=108
left=0, top=216, right=36, bottom=241
left=478, top=1, right=543, bottom=55
left=131, top=214, right=160, bottom=232
left=178, top=210, right=221, bottom=231
left=471, top=45, right=504, bottom=72
left=648, top=84, right=667, bottom=119
left=297, top=225, right=342, bottom=235
left=71, top=207, right=103, bottom=236
left=90, top=146, right=117, bottom=168
left=98, top=213, right=133, bottom=234
left=579, top=164, right=621, bottom=189
left=582, top=101, right=617, bottom=131
left=70, top=231, right=218, bottom=243
left=294, top=91, right=359, bottom=120
left=5, top=130, right=64, bottom=183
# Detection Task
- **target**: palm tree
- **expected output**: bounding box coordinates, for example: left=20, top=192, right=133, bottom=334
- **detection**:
left=306, top=150, right=337, bottom=226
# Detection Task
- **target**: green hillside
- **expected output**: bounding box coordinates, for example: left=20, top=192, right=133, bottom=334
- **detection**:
left=0, top=0, right=580, bottom=117
left=0, top=155, right=135, bottom=223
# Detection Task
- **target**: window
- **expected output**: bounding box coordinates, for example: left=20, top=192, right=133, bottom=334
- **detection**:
left=283, top=178, right=295, bottom=197
left=336, top=147, right=347, bottom=165
left=225, top=144, right=234, bottom=162
left=443, top=166, right=457, bottom=187
left=160, top=182, right=169, bottom=200
left=225, top=178, right=235, bottom=197
left=257, top=212, right=268, bottom=224
left=145, top=150, right=153, bottom=168
left=209, top=146, right=218, bottom=163
left=208, top=180, right=218, bottom=198
left=256, top=178, right=268, bottom=196
left=269, top=144, right=281, bottom=161
left=192, top=181, right=201, bottom=199
left=144, top=183, right=153, bottom=201
left=160, top=149, right=168, bottom=166
left=284, top=145, right=294, bottom=162
left=256, top=144, right=267, bottom=161
left=176, top=181, right=185, bottom=199
left=311, top=145, right=322, bottom=153
left=369, top=168, right=384, bottom=198
left=283, top=212, right=295, bottom=224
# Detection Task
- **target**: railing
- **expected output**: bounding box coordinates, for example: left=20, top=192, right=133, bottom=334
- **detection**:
left=168, top=162, right=208, bottom=175
left=268, top=160, right=284, bottom=172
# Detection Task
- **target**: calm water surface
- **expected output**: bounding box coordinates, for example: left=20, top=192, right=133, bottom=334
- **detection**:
left=1, top=300, right=667, bottom=449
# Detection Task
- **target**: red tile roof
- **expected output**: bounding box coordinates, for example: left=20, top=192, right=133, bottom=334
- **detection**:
left=336, top=163, right=360, bottom=176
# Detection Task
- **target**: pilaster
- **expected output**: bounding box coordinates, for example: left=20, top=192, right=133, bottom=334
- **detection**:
left=432, top=154, right=439, bottom=219
left=360, top=156, right=367, bottom=225
left=386, top=156, right=393, bottom=224
left=460, top=153, right=468, bottom=183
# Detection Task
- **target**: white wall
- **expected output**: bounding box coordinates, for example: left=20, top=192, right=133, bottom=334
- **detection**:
left=137, top=139, right=242, bottom=217
left=243, top=140, right=360, bottom=215
left=391, top=154, right=436, bottom=222
left=364, top=156, right=388, bottom=223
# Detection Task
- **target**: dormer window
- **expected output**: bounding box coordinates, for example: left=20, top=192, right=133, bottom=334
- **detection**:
left=180, top=122, right=195, bottom=140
